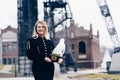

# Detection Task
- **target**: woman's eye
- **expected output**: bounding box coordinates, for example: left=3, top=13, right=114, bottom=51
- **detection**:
left=38, top=26, right=44, bottom=28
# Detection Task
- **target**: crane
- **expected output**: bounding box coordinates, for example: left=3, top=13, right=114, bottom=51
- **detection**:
left=43, top=0, right=72, bottom=39
left=96, top=0, right=120, bottom=73
left=43, top=0, right=77, bottom=73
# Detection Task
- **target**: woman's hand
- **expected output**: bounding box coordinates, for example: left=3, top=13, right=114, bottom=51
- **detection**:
left=57, top=58, right=63, bottom=64
left=44, top=57, right=52, bottom=63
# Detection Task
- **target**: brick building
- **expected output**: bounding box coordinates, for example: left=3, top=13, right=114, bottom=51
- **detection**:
left=1, top=26, right=18, bottom=64
left=55, top=20, right=100, bottom=68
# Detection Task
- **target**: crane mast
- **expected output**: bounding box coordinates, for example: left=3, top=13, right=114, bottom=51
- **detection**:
left=97, top=0, right=120, bottom=73
left=96, top=0, right=120, bottom=53
left=43, top=0, right=77, bottom=73
left=43, top=0, right=72, bottom=39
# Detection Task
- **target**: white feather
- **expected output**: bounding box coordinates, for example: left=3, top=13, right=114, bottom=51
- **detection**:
left=52, top=38, right=66, bottom=57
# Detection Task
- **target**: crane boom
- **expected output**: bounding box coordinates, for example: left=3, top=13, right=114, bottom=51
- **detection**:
left=97, top=0, right=120, bottom=73
left=96, top=0, right=120, bottom=53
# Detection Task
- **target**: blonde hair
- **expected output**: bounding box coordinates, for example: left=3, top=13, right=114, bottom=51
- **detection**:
left=32, top=20, right=50, bottom=40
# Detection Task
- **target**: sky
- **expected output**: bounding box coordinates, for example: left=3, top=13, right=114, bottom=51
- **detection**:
left=0, top=0, right=120, bottom=48
left=0, top=0, right=17, bottom=28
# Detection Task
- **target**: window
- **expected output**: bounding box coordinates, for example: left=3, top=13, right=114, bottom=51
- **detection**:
left=8, top=58, right=12, bottom=64
left=13, top=58, right=16, bottom=64
left=78, top=41, right=86, bottom=54
left=71, top=40, right=75, bottom=49
left=3, top=58, right=7, bottom=64
left=72, top=43, right=74, bottom=49
left=8, top=44, right=12, bottom=53
left=12, top=42, right=17, bottom=53
left=3, top=45, right=7, bottom=53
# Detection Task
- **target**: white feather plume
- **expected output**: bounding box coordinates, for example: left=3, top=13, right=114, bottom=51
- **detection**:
left=52, top=38, right=66, bottom=57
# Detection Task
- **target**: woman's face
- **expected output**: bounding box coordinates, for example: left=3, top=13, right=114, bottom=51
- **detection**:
left=36, top=23, right=45, bottom=36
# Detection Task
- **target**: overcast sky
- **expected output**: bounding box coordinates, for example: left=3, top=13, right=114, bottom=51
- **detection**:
left=0, top=0, right=120, bottom=48
left=0, top=0, right=17, bottom=28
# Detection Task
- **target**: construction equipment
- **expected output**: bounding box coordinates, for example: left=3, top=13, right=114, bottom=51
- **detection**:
left=43, top=0, right=72, bottom=39
left=43, top=0, right=77, bottom=73
left=97, top=0, right=120, bottom=73
left=17, top=0, right=38, bottom=76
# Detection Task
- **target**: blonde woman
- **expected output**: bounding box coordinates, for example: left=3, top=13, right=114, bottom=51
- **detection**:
left=26, top=20, right=63, bottom=80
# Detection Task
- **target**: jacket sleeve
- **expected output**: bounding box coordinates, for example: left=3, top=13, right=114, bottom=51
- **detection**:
left=26, top=38, right=45, bottom=61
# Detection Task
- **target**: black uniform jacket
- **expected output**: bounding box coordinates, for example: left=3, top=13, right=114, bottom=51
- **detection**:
left=26, top=37, right=55, bottom=71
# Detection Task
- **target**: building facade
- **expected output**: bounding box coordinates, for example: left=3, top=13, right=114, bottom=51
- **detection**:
left=55, top=19, right=100, bottom=68
left=1, top=26, right=18, bottom=64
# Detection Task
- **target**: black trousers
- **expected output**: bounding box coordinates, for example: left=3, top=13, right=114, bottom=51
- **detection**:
left=32, top=62, right=54, bottom=80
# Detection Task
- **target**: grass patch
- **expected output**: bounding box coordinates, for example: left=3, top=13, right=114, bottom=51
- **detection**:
left=67, top=73, right=120, bottom=80
left=0, top=64, right=4, bottom=70
left=83, top=73, right=120, bottom=80
left=9, top=65, right=15, bottom=72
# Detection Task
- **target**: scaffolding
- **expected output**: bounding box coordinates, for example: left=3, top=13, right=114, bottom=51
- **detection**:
left=17, top=0, right=38, bottom=76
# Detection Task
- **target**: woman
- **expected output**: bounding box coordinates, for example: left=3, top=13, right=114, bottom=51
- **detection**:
left=26, top=20, right=63, bottom=80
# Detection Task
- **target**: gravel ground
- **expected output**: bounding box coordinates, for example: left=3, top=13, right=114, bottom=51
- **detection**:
left=0, top=68, right=107, bottom=80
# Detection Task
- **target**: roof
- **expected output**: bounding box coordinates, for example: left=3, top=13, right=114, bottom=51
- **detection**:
left=1, top=25, right=17, bottom=34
